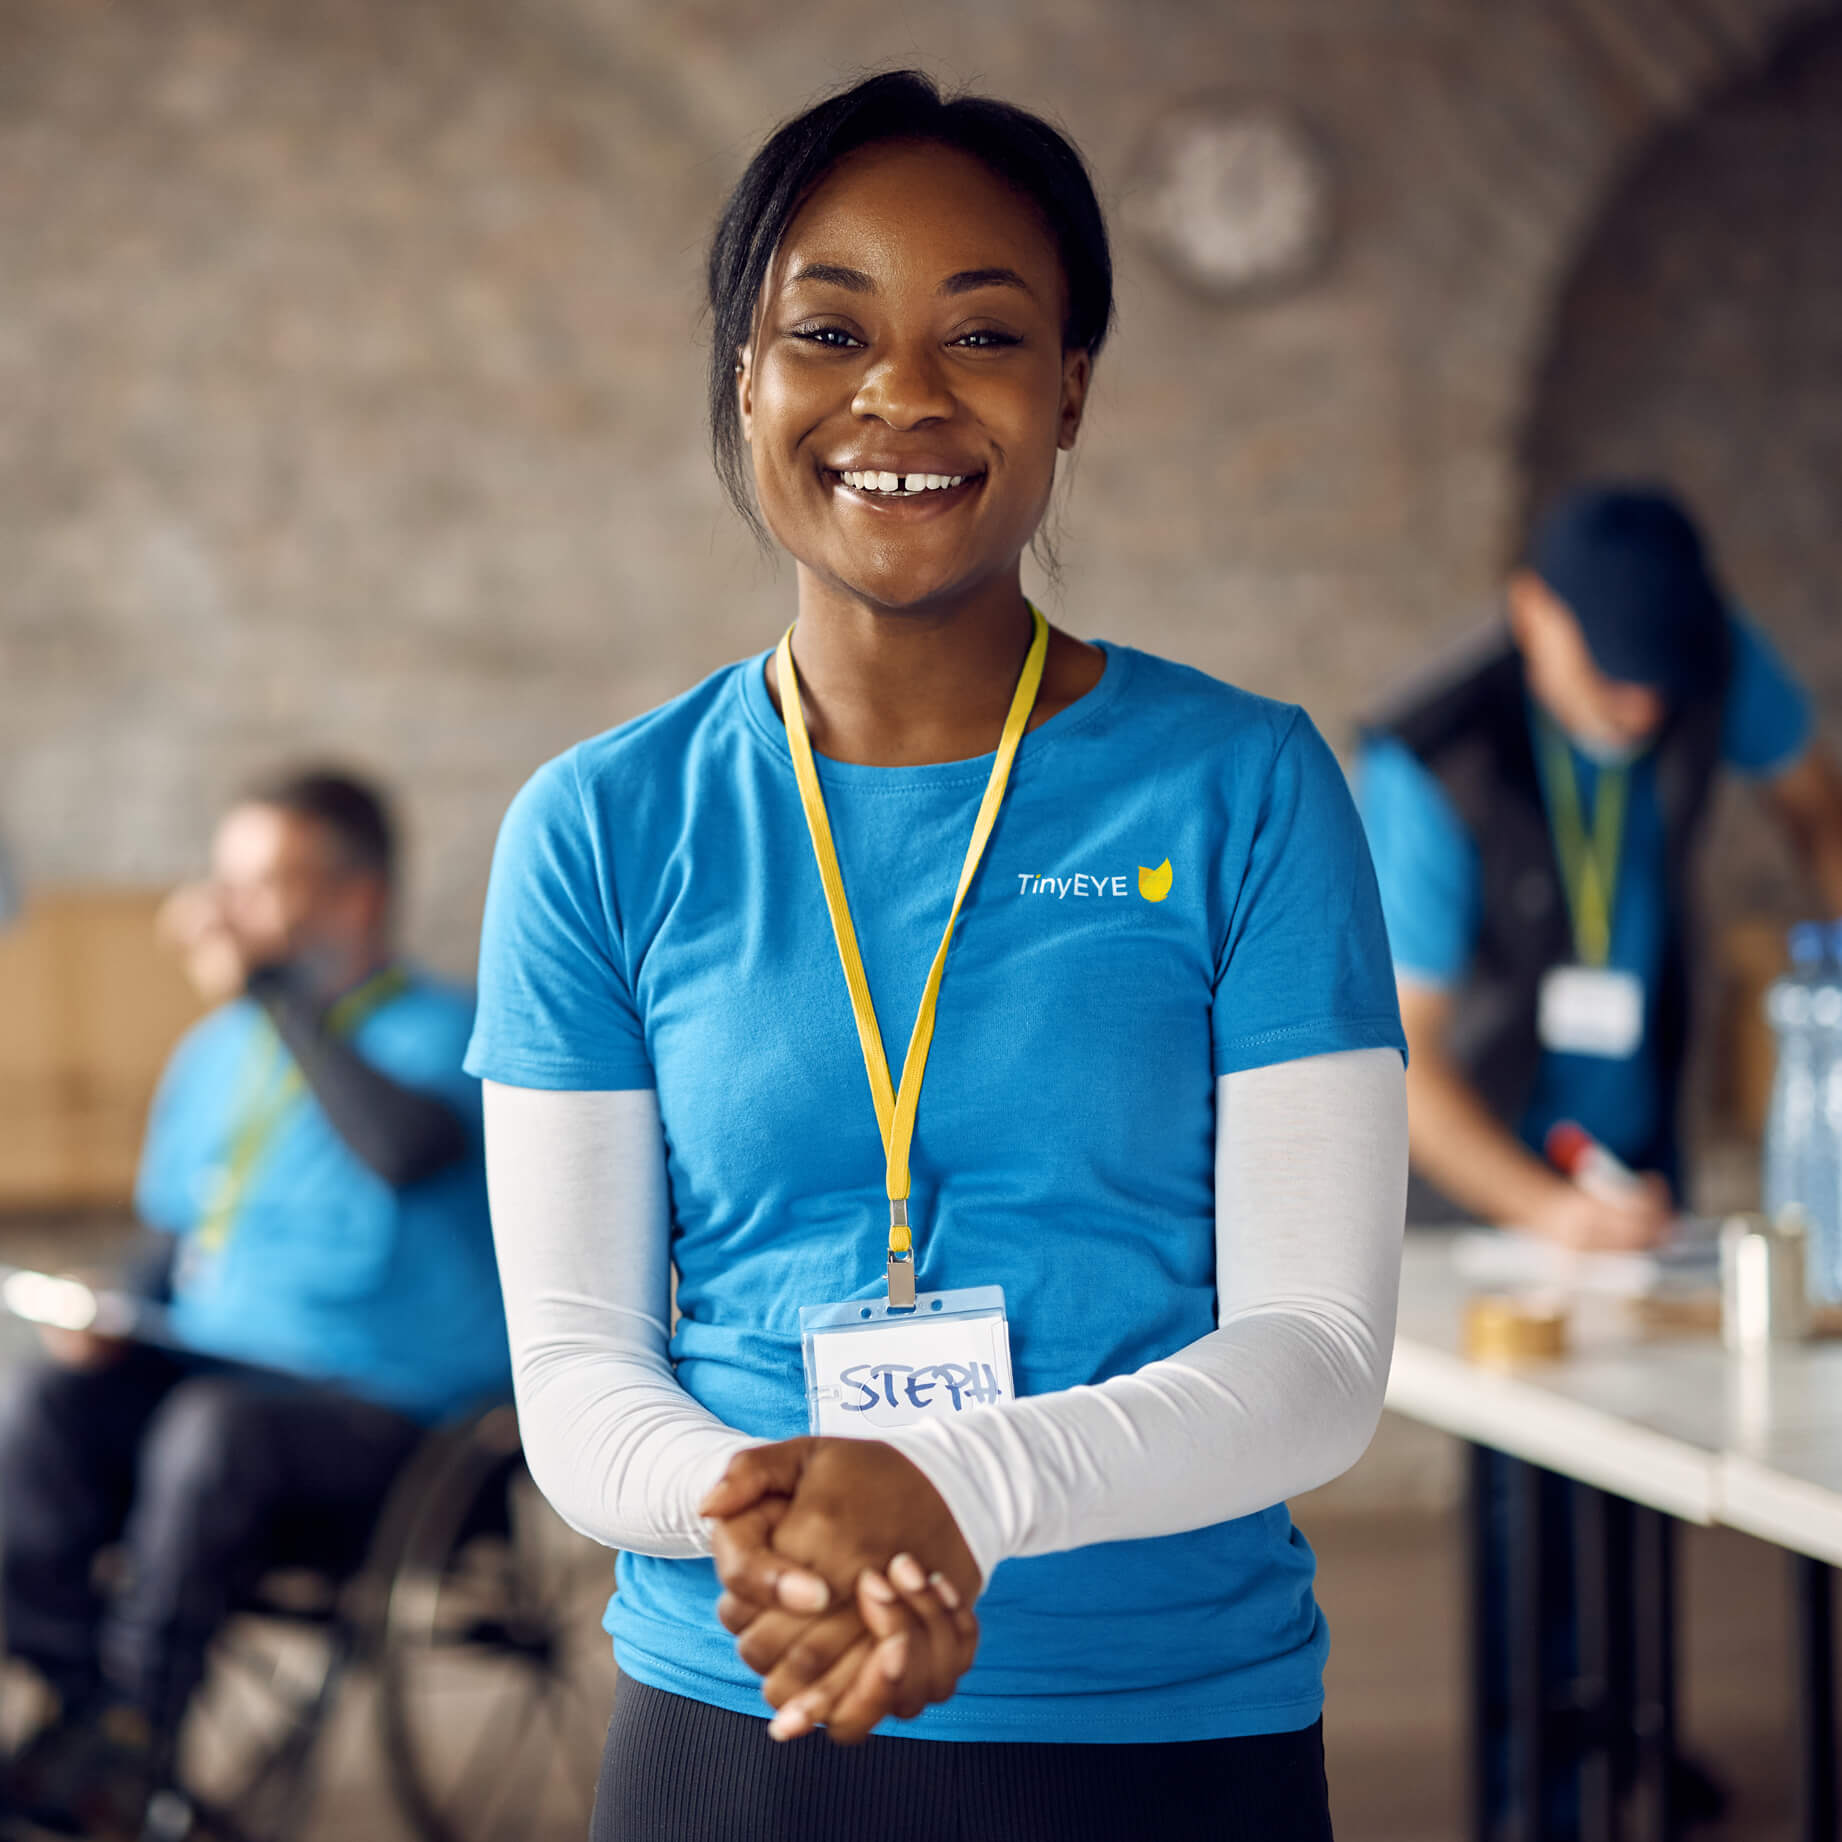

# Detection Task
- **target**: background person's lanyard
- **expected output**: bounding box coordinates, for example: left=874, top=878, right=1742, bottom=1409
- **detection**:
left=195, top=965, right=411, bottom=1253
left=777, top=607, right=1048, bottom=1307
left=1536, top=715, right=1629, bottom=970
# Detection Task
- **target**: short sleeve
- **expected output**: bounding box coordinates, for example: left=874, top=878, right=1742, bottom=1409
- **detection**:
left=465, top=751, right=654, bottom=1090
left=1211, top=713, right=1407, bottom=1077
left=1721, top=611, right=1813, bottom=779
left=1354, top=735, right=1482, bottom=988
left=134, top=1024, right=214, bottom=1236
left=362, top=991, right=481, bottom=1122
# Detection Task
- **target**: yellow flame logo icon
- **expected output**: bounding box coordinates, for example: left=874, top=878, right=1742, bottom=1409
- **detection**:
left=1138, top=859, right=1173, bottom=902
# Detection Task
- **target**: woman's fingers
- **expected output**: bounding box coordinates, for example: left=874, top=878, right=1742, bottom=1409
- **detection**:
left=756, top=1564, right=981, bottom=1746
left=713, top=1499, right=792, bottom=1632
left=709, top=1500, right=831, bottom=1615
left=698, top=1438, right=813, bottom=1520
left=819, top=1629, right=912, bottom=1744
left=929, top=1569, right=981, bottom=1653
left=765, top=1633, right=877, bottom=1743
left=741, top=1605, right=862, bottom=1696
left=882, top=1553, right=971, bottom=1720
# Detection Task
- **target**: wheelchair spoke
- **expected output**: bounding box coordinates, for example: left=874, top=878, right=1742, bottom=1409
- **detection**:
left=533, top=1681, right=604, bottom=1825
left=379, top=1433, right=622, bottom=1841
left=450, top=1676, right=545, bottom=1842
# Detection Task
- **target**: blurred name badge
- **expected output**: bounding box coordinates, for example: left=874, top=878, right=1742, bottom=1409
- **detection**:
left=801, top=1287, right=1014, bottom=1438
left=1538, top=965, right=1644, bottom=1059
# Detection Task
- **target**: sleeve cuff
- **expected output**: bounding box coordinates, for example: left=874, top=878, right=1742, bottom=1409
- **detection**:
left=878, top=1418, right=1016, bottom=1592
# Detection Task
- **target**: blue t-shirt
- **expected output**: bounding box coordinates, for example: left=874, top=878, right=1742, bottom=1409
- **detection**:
left=468, top=640, right=1405, bottom=1744
left=138, top=974, right=513, bottom=1422
left=1356, top=613, right=1811, bottom=1165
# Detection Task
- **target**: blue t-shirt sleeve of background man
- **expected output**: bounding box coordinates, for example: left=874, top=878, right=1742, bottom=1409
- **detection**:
left=1210, top=713, right=1407, bottom=1074
left=1354, top=733, right=1482, bottom=988
left=134, top=1016, right=222, bottom=1236
left=466, top=750, right=653, bottom=1090
left=1722, top=612, right=1813, bottom=778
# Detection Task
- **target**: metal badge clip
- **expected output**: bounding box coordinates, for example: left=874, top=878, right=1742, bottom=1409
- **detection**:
left=886, top=1199, right=915, bottom=1309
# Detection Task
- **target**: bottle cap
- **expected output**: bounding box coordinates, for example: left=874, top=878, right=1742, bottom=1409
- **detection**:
left=1789, top=921, right=1826, bottom=970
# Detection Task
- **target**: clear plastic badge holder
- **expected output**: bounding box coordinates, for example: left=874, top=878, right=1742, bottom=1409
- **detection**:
left=800, top=1286, right=1014, bottom=1438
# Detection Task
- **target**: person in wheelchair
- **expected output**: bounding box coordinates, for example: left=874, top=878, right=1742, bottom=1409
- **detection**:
left=0, top=769, right=512, bottom=1839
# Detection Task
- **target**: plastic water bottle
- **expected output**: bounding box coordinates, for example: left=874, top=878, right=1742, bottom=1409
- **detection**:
left=1763, top=924, right=1828, bottom=1263
left=1796, top=926, right=1842, bottom=1303
left=1820, top=921, right=1842, bottom=1304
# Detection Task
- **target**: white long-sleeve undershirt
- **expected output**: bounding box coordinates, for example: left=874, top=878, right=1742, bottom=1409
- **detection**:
left=483, top=1047, right=1407, bottom=1586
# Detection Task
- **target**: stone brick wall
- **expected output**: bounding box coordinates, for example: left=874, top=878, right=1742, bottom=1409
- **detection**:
left=1527, top=17, right=1842, bottom=936
left=1, top=0, right=1834, bottom=970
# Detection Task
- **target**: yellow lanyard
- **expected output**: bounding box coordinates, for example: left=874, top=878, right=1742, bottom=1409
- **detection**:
left=196, top=966, right=411, bottom=1253
left=776, top=606, right=1048, bottom=1306
left=1536, top=717, right=1628, bottom=970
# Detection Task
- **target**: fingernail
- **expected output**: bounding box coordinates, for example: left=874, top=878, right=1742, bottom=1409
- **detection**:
left=927, top=1570, right=962, bottom=1610
left=859, top=1570, right=897, bottom=1604
left=879, top=1632, right=909, bottom=1681
left=889, top=1552, right=926, bottom=1594
left=776, top=1571, right=830, bottom=1614
left=768, top=1703, right=813, bottom=1741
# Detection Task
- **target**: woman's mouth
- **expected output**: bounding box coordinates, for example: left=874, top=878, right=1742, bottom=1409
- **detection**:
left=836, top=469, right=974, bottom=496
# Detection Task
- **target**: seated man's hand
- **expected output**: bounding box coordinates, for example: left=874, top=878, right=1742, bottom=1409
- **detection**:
left=155, top=882, right=248, bottom=1006
left=702, top=1438, right=981, bottom=1743
left=39, top=1326, right=128, bottom=1372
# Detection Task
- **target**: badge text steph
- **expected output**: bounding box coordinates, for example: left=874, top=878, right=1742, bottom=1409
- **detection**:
left=1015, top=872, right=1130, bottom=898
left=838, top=1361, right=1006, bottom=1413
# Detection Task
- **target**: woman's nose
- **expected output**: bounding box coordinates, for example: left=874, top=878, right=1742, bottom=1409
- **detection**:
left=851, top=340, right=954, bottom=428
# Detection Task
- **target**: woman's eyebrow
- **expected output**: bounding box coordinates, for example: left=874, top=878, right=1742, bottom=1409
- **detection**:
left=784, top=262, right=1036, bottom=299
left=788, top=262, right=875, bottom=292
left=940, top=267, right=1034, bottom=298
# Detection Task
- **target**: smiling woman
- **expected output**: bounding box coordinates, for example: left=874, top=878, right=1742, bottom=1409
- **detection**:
left=466, top=69, right=1410, bottom=1842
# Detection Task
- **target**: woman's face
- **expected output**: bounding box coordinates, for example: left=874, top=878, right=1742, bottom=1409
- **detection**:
left=739, top=138, right=1091, bottom=614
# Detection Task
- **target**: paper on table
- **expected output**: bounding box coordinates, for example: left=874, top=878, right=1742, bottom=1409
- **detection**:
left=1452, top=1225, right=1719, bottom=1299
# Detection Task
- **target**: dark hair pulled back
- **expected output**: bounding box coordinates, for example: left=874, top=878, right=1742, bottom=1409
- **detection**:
left=706, top=70, right=1114, bottom=533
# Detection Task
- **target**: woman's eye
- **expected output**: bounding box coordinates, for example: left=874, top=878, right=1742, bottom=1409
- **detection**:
left=952, top=330, right=1022, bottom=349
left=792, top=326, right=862, bottom=349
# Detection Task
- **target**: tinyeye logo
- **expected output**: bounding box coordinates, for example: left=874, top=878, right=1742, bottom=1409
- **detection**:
left=1015, top=859, right=1173, bottom=903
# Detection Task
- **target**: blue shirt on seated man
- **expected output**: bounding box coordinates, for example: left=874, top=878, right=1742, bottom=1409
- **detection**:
left=0, top=769, right=510, bottom=1839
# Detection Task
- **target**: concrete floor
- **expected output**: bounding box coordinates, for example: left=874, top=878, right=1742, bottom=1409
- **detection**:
left=1309, top=1499, right=1821, bottom=1842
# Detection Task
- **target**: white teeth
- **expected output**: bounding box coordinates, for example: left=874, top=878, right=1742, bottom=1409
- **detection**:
left=839, top=470, right=972, bottom=494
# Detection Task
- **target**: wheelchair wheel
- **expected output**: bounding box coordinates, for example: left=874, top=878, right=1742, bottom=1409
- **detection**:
left=169, top=1572, right=352, bottom=1842
left=375, top=1406, right=619, bottom=1842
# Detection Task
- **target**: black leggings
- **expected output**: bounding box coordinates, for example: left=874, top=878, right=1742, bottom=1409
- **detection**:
left=593, top=1680, right=1334, bottom=1842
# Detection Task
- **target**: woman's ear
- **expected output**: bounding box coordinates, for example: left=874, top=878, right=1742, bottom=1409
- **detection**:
left=1057, top=349, right=1093, bottom=452
left=736, top=346, right=755, bottom=443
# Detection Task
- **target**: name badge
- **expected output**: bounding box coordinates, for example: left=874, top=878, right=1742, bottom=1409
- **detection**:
left=1538, top=964, right=1645, bottom=1059
left=800, top=1286, right=1014, bottom=1438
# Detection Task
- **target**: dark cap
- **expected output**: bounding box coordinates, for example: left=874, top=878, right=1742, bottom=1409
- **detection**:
left=1528, top=485, right=1728, bottom=697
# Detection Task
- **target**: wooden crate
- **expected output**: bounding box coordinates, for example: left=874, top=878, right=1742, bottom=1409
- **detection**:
left=0, top=888, right=205, bottom=1209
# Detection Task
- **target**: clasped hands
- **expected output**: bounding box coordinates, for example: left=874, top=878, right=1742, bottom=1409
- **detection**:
left=701, top=1436, right=982, bottom=1744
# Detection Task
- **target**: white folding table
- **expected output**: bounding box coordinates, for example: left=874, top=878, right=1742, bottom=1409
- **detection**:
left=1386, top=1232, right=1842, bottom=1842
